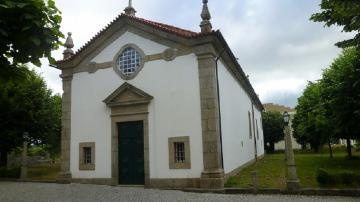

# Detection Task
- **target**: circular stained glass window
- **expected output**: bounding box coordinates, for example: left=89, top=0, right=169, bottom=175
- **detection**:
left=116, top=47, right=142, bottom=77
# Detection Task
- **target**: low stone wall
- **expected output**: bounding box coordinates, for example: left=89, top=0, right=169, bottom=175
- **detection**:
left=7, top=155, right=51, bottom=167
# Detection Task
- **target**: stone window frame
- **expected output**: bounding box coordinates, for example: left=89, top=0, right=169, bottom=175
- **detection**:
left=79, top=142, right=95, bottom=170
left=113, top=43, right=146, bottom=80
left=168, top=136, right=191, bottom=169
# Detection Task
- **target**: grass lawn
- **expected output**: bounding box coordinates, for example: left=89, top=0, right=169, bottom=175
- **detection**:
left=225, top=149, right=360, bottom=188
left=27, top=164, right=60, bottom=181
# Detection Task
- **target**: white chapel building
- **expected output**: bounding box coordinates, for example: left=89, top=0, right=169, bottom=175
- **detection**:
left=55, top=1, right=264, bottom=189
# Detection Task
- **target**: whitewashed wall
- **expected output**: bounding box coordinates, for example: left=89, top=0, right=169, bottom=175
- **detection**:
left=70, top=31, right=204, bottom=179
left=218, top=61, right=265, bottom=174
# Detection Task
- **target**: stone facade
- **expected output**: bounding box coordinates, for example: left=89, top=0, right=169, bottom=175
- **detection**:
left=195, top=45, right=224, bottom=189
left=57, top=71, right=73, bottom=183
left=55, top=13, right=263, bottom=189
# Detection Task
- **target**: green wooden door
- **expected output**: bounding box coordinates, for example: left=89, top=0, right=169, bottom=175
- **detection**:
left=118, top=121, right=144, bottom=185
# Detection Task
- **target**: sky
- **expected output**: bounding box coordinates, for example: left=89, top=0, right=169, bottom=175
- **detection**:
left=37, top=0, right=354, bottom=108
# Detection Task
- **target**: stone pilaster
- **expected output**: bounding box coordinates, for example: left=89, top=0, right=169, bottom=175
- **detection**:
left=195, top=45, right=224, bottom=189
left=57, top=70, right=73, bottom=183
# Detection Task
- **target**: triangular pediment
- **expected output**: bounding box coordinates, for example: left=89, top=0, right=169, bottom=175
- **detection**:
left=56, top=14, right=200, bottom=68
left=103, top=82, right=153, bottom=107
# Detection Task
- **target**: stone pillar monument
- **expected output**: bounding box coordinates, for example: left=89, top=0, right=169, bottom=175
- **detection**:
left=20, top=132, right=28, bottom=180
left=284, top=122, right=300, bottom=191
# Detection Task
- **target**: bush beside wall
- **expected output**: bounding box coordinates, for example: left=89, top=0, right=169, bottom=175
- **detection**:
left=317, top=168, right=360, bottom=186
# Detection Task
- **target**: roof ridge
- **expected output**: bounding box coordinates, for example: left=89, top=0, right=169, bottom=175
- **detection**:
left=125, top=14, right=198, bottom=35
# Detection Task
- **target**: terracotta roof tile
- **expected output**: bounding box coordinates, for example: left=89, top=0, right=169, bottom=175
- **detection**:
left=57, top=14, right=211, bottom=64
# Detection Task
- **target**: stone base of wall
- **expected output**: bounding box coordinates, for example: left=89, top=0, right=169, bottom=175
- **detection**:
left=148, top=178, right=200, bottom=188
left=199, top=177, right=224, bottom=189
left=224, top=154, right=265, bottom=181
left=68, top=178, right=200, bottom=188
left=56, top=172, right=72, bottom=184
left=71, top=178, right=112, bottom=185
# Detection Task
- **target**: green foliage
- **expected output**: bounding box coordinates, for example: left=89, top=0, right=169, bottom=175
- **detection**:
left=293, top=48, right=360, bottom=156
left=293, top=82, right=332, bottom=152
left=0, top=167, right=20, bottom=178
left=28, top=145, right=47, bottom=157
left=262, top=111, right=284, bottom=153
left=311, top=0, right=360, bottom=49
left=321, top=48, right=360, bottom=140
left=0, top=68, right=61, bottom=165
left=0, top=0, right=63, bottom=78
left=316, top=168, right=360, bottom=186
left=316, top=168, right=332, bottom=185
left=229, top=149, right=360, bottom=188
left=224, top=176, right=238, bottom=188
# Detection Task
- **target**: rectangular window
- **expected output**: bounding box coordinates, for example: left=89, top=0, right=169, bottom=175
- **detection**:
left=256, top=119, right=259, bottom=140
left=174, top=142, right=185, bottom=163
left=168, top=136, right=191, bottom=169
left=248, top=111, right=252, bottom=139
left=83, top=147, right=92, bottom=164
left=79, top=142, right=95, bottom=170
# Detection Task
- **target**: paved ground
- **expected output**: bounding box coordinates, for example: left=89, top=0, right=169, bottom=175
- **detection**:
left=0, top=182, right=358, bottom=202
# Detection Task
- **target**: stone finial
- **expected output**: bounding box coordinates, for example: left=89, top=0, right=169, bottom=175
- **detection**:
left=200, top=0, right=212, bottom=33
left=124, top=0, right=136, bottom=16
left=63, top=32, right=74, bottom=60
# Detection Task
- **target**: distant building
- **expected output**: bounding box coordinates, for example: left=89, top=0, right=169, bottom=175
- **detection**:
left=263, top=103, right=302, bottom=150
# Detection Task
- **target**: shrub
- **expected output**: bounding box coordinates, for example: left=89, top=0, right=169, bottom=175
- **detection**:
left=316, top=168, right=360, bottom=186
left=316, top=169, right=332, bottom=185
left=28, top=146, right=48, bottom=156
left=0, top=167, right=20, bottom=178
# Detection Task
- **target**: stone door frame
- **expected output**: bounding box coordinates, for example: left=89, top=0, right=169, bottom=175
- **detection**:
left=103, top=82, right=153, bottom=186
left=111, top=112, right=150, bottom=186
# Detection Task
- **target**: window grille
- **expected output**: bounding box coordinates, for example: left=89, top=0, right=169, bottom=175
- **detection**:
left=116, top=47, right=142, bottom=76
left=174, top=142, right=185, bottom=163
left=83, top=147, right=92, bottom=164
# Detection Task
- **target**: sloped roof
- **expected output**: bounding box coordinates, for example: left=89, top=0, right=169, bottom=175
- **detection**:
left=57, top=13, right=212, bottom=64
left=56, top=13, right=263, bottom=110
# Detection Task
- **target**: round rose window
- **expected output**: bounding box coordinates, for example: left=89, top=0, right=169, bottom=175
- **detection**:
left=116, top=47, right=142, bottom=77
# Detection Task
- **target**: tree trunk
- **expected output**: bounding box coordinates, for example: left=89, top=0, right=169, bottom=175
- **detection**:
left=328, top=139, right=333, bottom=158
left=311, top=143, right=320, bottom=153
left=0, top=150, right=8, bottom=167
left=270, top=142, right=275, bottom=153
left=346, top=138, right=352, bottom=158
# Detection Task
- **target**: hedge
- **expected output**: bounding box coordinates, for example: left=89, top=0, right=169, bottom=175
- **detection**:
left=317, top=168, right=360, bottom=186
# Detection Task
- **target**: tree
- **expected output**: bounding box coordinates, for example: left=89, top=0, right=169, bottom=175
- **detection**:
left=0, top=0, right=63, bottom=78
left=262, top=111, right=284, bottom=153
left=321, top=47, right=360, bottom=157
left=310, top=0, right=360, bottom=49
left=0, top=68, right=61, bottom=166
left=46, top=94, right=61, bottom=160
left=293, top=82, right=334, bottom=154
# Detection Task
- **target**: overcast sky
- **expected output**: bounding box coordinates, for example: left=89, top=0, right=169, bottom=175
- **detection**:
left=37, top=0, right=354, bottom=108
